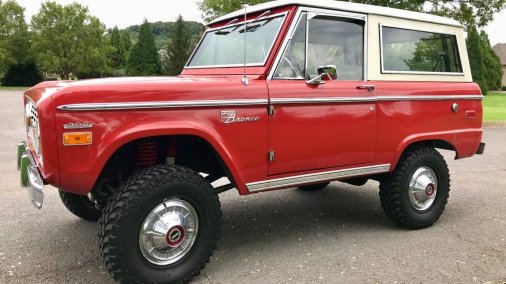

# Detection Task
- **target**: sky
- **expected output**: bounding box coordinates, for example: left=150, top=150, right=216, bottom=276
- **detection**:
left=484, top=10, right=506, bottom=46
left=16, top=0, right=204, bottom=28
left=15, top=0, right=506, bottom=46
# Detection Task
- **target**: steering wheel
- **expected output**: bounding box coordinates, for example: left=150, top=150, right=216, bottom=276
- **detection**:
left=281, top=56, right=298, bottom=78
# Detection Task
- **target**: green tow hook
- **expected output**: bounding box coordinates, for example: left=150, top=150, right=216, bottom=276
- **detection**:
left=18, top=142, right=29, bottom=187
left=17, top=141, right=26, bottom=171
left=20, top=154, right=29, bottom=187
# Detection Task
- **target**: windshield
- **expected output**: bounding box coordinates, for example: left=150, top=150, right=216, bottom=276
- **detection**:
left=187, top=14, right=286, bottom=68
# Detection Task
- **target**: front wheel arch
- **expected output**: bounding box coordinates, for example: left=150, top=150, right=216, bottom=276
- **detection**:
left=88, top=134, right=241, bottom=208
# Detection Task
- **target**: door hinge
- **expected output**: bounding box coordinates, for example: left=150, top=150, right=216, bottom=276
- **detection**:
left=268, top=151, right=275, bottom=162
left=268, top=105, right=275, bottom=116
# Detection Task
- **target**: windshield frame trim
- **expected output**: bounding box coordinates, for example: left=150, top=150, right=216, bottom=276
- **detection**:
left=185, top=11, right=289, bottom=69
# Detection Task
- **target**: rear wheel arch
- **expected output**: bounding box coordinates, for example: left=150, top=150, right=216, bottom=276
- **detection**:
left=392, top=139, right=457, bottom=171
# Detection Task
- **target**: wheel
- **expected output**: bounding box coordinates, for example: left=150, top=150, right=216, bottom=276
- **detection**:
left=298, top=182, right=330, bottom=191
left=379, top=146, right=450, bottom=229
left=98, top=165, right=222, bottom=283
left=58, top=190, right=101, bottom=221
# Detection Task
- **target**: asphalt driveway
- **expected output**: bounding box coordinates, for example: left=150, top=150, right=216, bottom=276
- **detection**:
left=0, top=90, right=505, bottom=283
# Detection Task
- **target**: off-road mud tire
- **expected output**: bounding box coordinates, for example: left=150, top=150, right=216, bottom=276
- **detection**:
left=98, top=165, right=222, bottom=283
left=379, top=146, right=450, bottom=229
left=58, top=190, right=101, bottom=221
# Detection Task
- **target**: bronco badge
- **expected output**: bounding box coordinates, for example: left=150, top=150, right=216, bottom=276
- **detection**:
left=220, top=110, right=260, bottom=124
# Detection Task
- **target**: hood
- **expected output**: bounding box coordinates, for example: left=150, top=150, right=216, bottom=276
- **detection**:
left=27, top=75, right=266, bottom=110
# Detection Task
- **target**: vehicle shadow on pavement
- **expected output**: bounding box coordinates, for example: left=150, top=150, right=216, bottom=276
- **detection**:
left=221, top=181, right=398, bottom=232
left=203, top=181, right=405, bottom=272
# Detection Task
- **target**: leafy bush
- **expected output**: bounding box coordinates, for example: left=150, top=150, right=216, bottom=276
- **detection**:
left=1, top=61, right=43, bottom=86
left=502, top=86, right=506, bottom=91
left=74, top=69, right=113, bottom=79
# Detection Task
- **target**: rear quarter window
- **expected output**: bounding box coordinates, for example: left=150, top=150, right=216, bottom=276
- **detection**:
left=381, top=26, right=463, bottom=74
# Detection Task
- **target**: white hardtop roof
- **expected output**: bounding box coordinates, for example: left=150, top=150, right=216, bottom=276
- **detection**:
left=209, top=0, right=462, bottom=27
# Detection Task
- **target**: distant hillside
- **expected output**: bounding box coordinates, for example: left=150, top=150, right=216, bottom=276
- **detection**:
left=111, top=21, right=206, bottom=50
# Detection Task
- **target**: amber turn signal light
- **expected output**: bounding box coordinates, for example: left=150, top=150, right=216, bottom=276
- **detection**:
left=63, top=132, right=92, bottom=146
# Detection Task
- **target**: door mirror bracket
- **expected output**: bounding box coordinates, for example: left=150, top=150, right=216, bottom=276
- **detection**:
left=306, top=65, right=337, bottom=85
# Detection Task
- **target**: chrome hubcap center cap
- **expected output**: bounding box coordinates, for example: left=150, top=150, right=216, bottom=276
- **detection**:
left=425, top=183, right=435, bottom=197
left=408, top=167, right=438, bottom=211
left=166, top=225, right=185, bottom=247
left=139, top=199, right=198, bottom=266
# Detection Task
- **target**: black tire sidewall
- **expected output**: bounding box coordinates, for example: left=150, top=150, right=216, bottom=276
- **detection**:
left=59, top=190, right=101, bottom=221
left=106, top=174, right=220, bottom=283
left=398, top=153, right=450, bottom=224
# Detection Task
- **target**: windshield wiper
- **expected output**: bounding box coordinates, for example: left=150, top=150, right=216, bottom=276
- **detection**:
left=238, top=22, right=265, bottom=33
left=215, top=18, right=239, bottom=35
left=238, top=10, right=271, bottom=33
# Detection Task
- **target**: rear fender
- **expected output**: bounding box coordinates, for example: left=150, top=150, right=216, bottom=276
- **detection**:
left=392, top=129, right=481, bottom=170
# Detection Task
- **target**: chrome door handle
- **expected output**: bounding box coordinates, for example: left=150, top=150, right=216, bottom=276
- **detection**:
left=357, top=85, right=376, bottom=92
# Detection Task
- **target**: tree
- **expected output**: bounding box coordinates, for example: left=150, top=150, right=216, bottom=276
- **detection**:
left=465, top=28, right=503, bottom=94
left=466, top=27, right=487, bottom=95
left=198, top=0, right=506, bottom=29
left=164, top=15, right=192, bottom=75
left=122, top=21, right=204, bottom=49
left=31, top=2, right=112, bottom=80
left=199, top=0, right=267, bottom=23
left=121, top=31, right=132, bottom=55
left=0, top=0, right=30, bottom=76
left=109, top=27, right=133, bottom=71
left=110, top=26, right=126, bottom=69
left=126, top=20, right=162, bottom=76
left=480, top=31, right=503, bottom=90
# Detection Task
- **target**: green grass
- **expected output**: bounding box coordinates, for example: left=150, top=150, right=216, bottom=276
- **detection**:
left=0, top=86, right=28, bottom=91
left=483, top=92, right=506, bottom=122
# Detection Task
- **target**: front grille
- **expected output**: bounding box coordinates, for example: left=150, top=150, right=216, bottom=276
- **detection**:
left=30, top=103, right=38, bottom=124
left=25, top=100, right=42, bottom=161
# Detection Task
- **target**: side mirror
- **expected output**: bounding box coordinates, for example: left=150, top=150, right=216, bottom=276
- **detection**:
left=306, top=65, right=337, bottom=85
left=318, top=65, right=338, bottom=80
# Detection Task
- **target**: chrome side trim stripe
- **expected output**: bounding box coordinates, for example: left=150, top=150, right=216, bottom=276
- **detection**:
left=271, top=97, right=377, bottom=104
left=57, top=99, right=269, bottom=111
left=377, top=95, right=483, bottom=101
left=246, top=164, right=391, bottom=192
left=270, top=95, right=483, bottom=105
left=58, top=95, right=483, bottom=111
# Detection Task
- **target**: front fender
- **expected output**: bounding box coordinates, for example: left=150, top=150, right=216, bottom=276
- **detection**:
left=55, top=110, right=257, bottom=195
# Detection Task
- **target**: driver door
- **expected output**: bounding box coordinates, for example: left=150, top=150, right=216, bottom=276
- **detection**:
left=267, top=11, right=376, bottom=176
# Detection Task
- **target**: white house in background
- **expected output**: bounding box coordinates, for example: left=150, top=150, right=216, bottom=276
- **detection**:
left=493, top=43, right=506, bottom=87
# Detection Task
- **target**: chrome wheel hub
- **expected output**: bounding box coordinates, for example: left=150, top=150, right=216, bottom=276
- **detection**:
left=408, top=167, right=438, bottom=211
left=139, top=199, right=198, bottom=266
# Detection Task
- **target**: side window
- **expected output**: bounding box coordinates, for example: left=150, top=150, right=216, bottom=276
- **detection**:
left=307, top=16, right=365, bottom=81
left=273, top=14, right=307, bottom=79
left=273, top=13, right=365, bottom=81
left=381, top=27, right=463, bottom=73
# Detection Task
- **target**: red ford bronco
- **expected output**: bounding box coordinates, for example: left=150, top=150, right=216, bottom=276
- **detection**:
left=18, top=0, right=485, bottom=282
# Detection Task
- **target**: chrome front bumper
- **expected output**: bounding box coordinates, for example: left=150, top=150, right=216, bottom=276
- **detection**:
left=18, top=141, right=44, bottom=209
